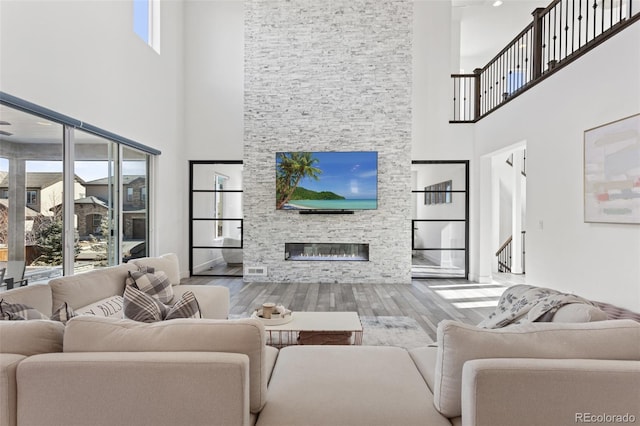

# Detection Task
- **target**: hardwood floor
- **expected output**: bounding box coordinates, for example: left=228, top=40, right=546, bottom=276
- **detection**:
left=182, top=273, right=526, bottom=340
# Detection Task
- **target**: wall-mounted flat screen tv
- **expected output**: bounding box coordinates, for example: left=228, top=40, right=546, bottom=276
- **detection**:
left=276, top=151, right=378, bottom=210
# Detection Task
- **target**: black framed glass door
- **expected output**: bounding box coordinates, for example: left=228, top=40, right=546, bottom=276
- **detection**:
left=189, top=161, right=243, bottom=277
left=411, top=161, right=469, bottom=279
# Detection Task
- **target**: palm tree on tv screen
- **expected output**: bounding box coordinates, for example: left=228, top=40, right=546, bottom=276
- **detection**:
left=276, top=152, right=322, bottom=209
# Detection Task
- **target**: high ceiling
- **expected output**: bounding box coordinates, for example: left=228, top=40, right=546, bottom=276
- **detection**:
left=454, top=0, right=550, bottom=71
left=0, top=0, right=551, bottom=146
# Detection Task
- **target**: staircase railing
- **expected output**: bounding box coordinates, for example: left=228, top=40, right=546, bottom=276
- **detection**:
left=451, top=0, right=639, bottom=122
left=496, top=231, right=526, bottom=273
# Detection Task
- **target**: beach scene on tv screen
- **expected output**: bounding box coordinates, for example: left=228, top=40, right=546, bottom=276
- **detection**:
left=276, top=151, right=378, bottom=210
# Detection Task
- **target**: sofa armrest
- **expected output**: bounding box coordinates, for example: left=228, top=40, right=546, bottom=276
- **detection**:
left=1, top=354, right=26, bottom=426
left=461, top=358, right=640, bottom=426
left=17, top=352, right=251, bottom=426
left=174, top=284, right=230, bottom=319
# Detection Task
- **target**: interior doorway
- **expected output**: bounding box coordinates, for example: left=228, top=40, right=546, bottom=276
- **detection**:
left=411, top=161, right=469, bottom=279
left=189, top=161, right=243, bottom=277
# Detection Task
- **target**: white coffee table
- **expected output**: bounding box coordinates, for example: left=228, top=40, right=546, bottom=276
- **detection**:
left=262, top=311, right=363, bottom=348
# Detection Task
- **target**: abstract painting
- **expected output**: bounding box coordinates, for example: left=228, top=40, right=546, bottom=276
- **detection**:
left=584, top=114, right=640, bottom=224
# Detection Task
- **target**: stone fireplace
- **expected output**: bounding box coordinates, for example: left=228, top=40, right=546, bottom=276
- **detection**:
left=243, top=0, right=412, bottom=284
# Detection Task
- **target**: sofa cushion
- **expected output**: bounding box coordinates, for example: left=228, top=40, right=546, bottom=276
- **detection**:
left=0, top=284, right=53, bottom=317
left=0, top=299, right=48, bottom=320
left=49, top=263, right=138, bottom=311
left=408, top=345, right=438, bottom=392
left=551, top=303, right=608, bottom=322
left=256, top=346, right=451, bottom=426
left=63, top=316, right=269, bottom=413
left=433, top=319, right=640, bottom=418
left=130, top=253, right=181, bottom=286
left=17, top=352, right=251, bottom=426
left=0, top=320, right=64, bottom=356
left=126, top=269, right=174, bottom=304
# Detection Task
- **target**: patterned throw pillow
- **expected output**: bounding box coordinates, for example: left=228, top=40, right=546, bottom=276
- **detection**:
left=74, top=296, right=124, bottom=318
left=50, top=302, right=77, bottom=324
left=123, top=285, right=200, bottom=323
left=165, top=291, right=200, bottom=321
left=126, top=269, right=174, bottom=304
left=123, top=285, right=167, bottom=323
left=0, top=299, right=48, bottom=320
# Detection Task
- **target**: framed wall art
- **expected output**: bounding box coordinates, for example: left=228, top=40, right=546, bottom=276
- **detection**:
left=584, top=113, right=640, bottom=224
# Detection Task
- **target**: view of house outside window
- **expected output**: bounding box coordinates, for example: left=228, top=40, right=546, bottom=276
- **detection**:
left=0, top=102, right=153, bottom=287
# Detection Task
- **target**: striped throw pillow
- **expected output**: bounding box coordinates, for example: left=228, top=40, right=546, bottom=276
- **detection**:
left=50, top=302, right=77, bottom=324
left=123, top=285, right=200, bottom=323
left=0, top=299, right=48, bottom=320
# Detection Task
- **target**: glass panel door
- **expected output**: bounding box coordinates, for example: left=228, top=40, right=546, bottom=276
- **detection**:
left=74, top=129, right=118, bottom=271
left=121, top=146, right=149, bottom=262
left=411, top=161, right=469, bottom=279
left=0, top=105, right=64, bottom=285
left=190, top=161, right=243, bottom=277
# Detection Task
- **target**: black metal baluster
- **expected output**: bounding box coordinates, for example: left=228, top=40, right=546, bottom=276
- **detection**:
left=564, top=0, right=569, bottom=58
left=452, top=78, right=457, bottom=120
left=559, top=0, right=564, bottom=59
left=610, top=0, right=614, bottom=29
left=553, top=4, right=557, bottom=66
left=572, top=0, right=576, bottom=53
left=578, top=0, right=583, bottom=48
left=592, top=0, right=598, bottom=40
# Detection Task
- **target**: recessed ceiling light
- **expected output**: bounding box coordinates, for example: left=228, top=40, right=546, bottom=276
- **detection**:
left=493, top=0, right=503, bottom=6
left=36, top=121, right=52, bottom=126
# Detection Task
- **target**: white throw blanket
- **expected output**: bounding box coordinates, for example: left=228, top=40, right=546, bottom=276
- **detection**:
left=478, top=284, right=597, bottom=329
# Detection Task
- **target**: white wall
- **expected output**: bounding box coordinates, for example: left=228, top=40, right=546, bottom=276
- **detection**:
left=474, top=24, right=640, bottom=311
left=412, top=0, right=474, bottom=161
left=184, top=0, right=244, bottom=161
left=0, top=0, right=187, bottom=272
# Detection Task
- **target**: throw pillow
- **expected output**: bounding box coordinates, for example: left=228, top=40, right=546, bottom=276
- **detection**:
left=123, top=285, right=200, bottom=323
left=165, top=291, right=201, bottom=320
left=0, top=299, right=48, bottom=320
left=50, top=302, right=77, bottom=324
left=433, top=319, right=640, bottom=418
left=126, top=270, right=174, bottom=304
left=130, top=253, right=181, bottom=286
left=74, top=295, right=124, bottom=318
left=123, top=285, right=167, bottom=323
left=551, top=303, right=608, bottom=322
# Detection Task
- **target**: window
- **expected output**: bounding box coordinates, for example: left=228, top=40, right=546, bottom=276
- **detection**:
left=26, top=190, right=37, bottom=205
left=133, top=0, right=160, bottom=53
left=127, top=187, right=133, bottom=202
left=0, top=95, right=158, bottom=283
left=0, top=189, right=7, bottom=199
left=140, top=187, right=146, bottom=202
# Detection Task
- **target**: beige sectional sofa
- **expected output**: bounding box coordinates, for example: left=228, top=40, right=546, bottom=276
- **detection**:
left=1, top=259, right=639, bottom=426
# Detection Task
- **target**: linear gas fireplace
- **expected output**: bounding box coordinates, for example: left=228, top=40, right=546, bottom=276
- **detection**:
left=285, top=243, right=369, bottom=261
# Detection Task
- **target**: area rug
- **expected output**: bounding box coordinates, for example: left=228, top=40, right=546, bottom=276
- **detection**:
left=360, top=316, right=434, bottom=349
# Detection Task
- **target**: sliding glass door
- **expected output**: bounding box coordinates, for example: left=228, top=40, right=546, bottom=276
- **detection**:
left=0, top=95, right=156, bottom=285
